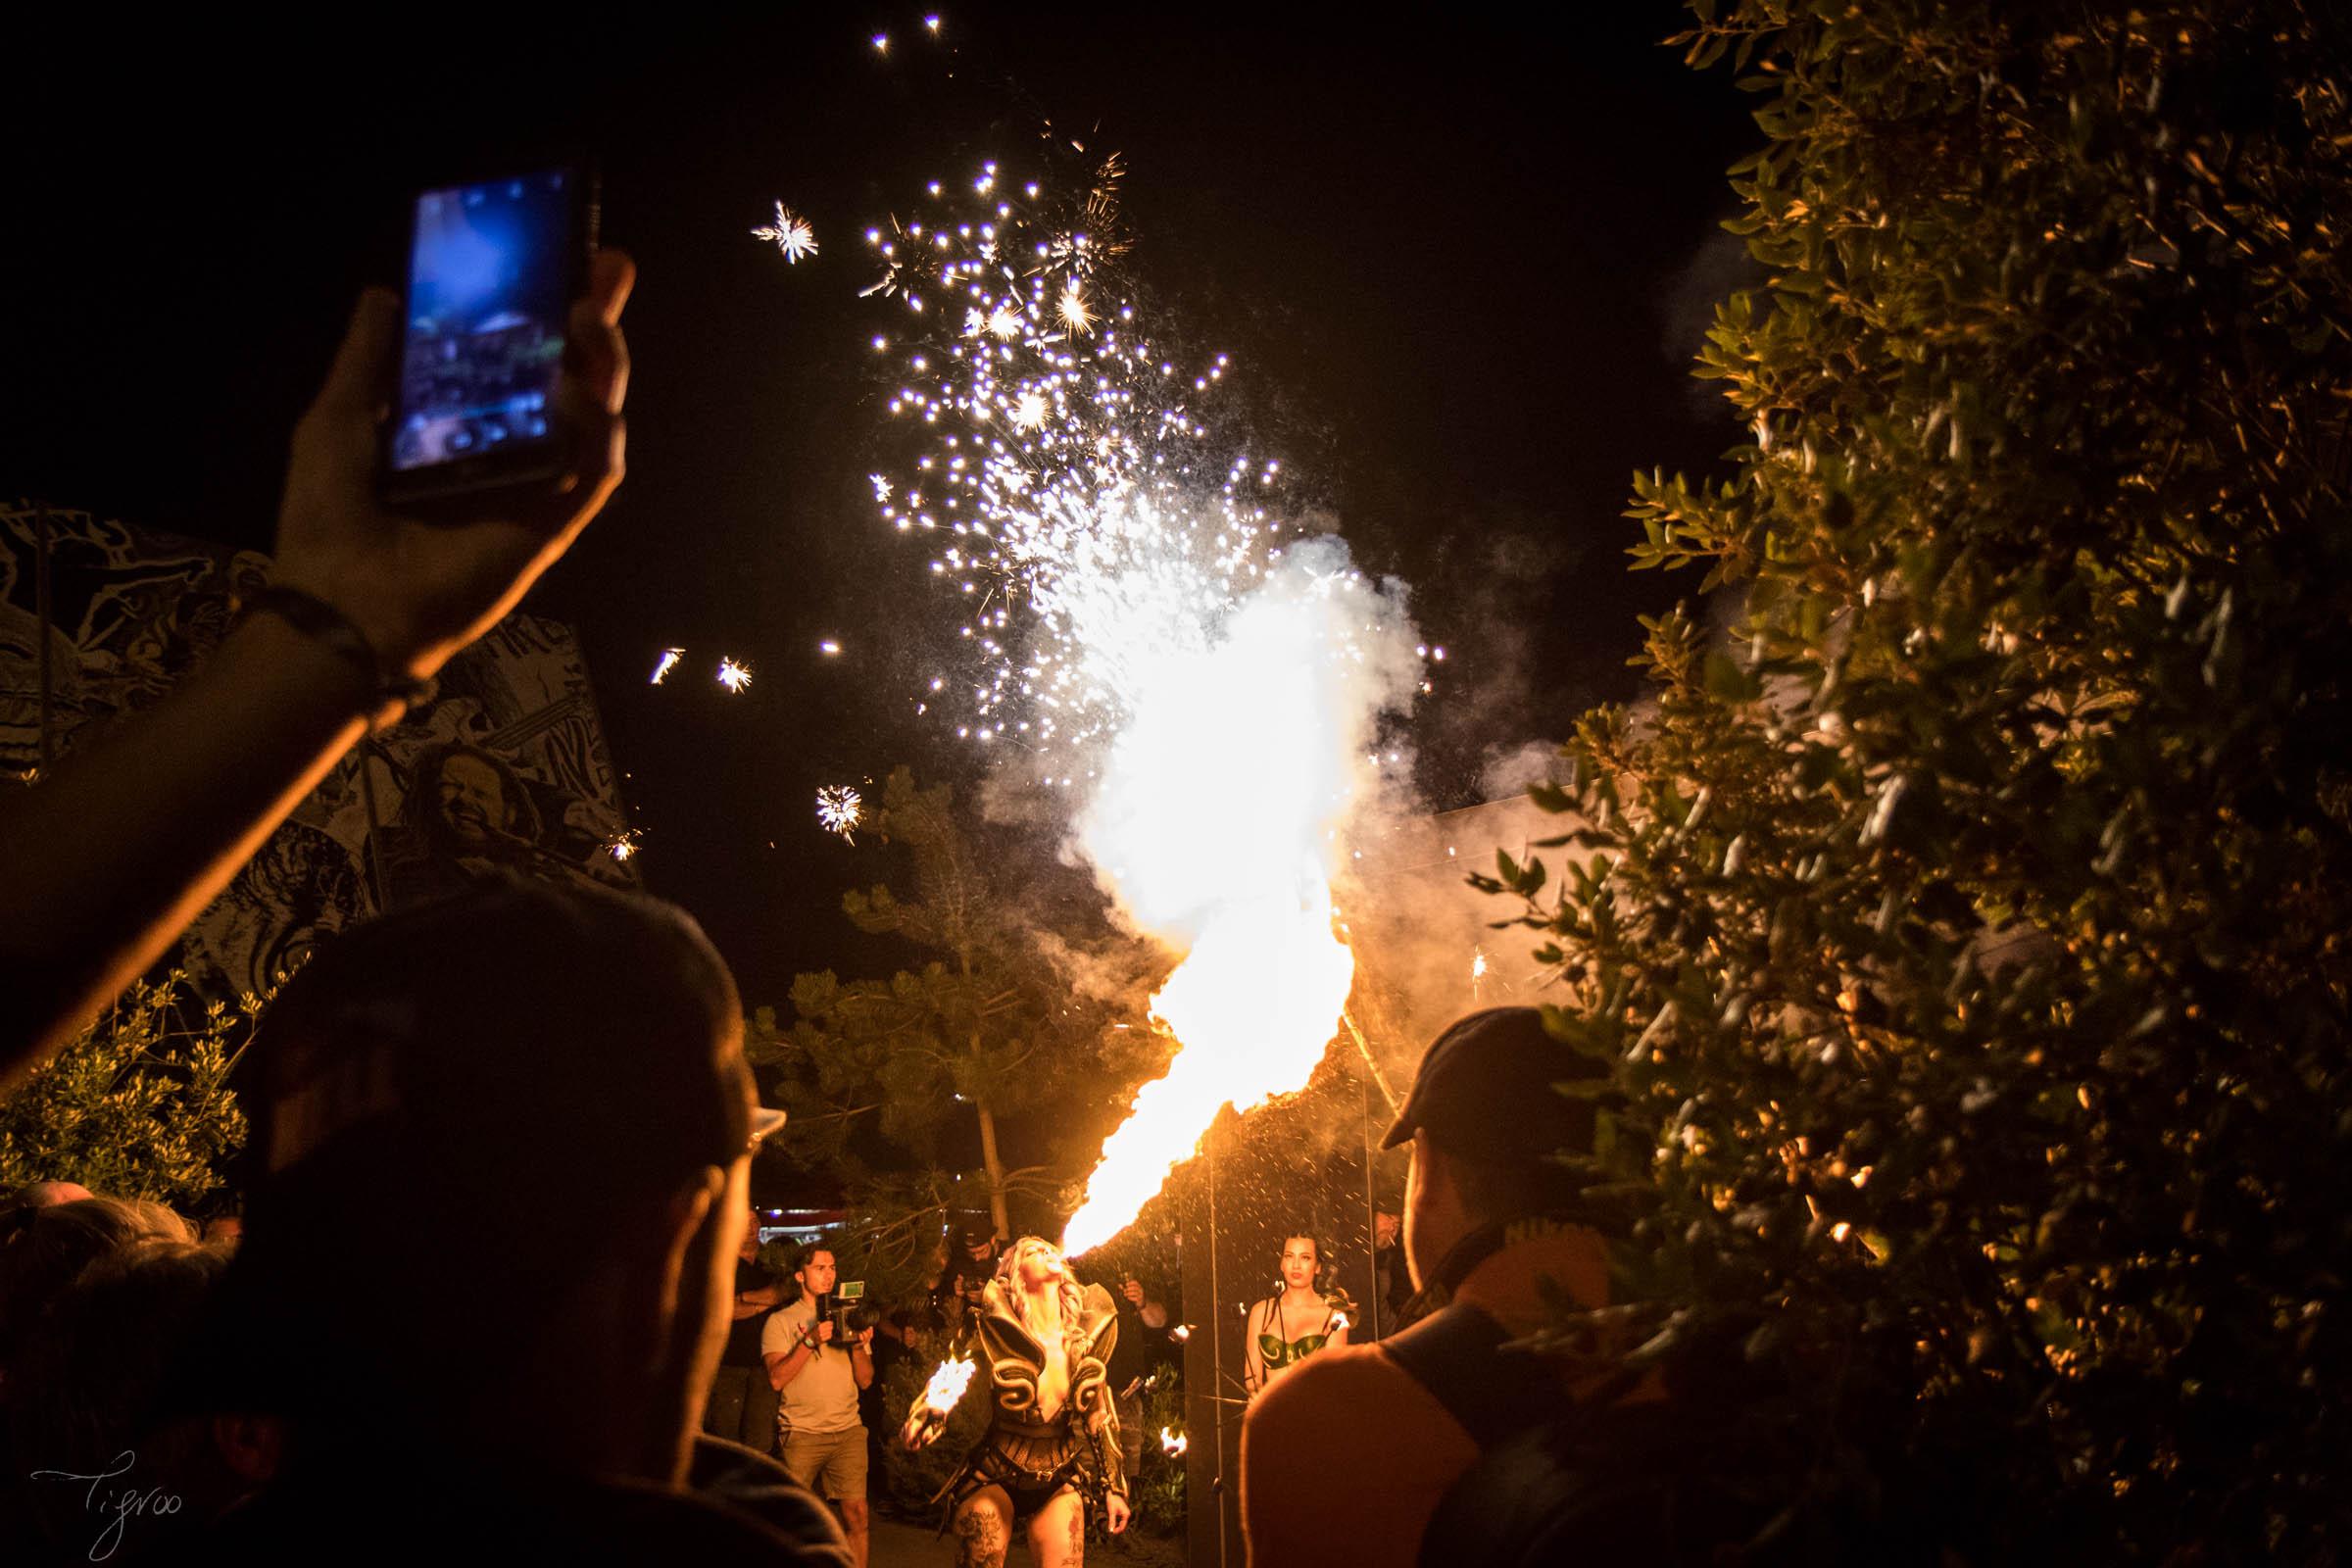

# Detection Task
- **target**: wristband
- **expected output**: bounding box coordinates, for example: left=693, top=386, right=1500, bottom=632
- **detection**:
left=237, top=586, right=431, bottom=725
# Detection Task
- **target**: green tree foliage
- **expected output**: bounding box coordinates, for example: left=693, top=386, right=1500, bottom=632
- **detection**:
left=0, top=973, right=251, bottom=1208
left=1482, top=3, right=2352, bottom=1556
left=754, top=767, right=1165, bottom=1299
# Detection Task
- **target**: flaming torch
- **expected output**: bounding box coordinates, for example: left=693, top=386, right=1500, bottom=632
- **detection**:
left=1160, top=1427, right=1189, bottom=1457
left=905, top=1354, right=978, bottom=1447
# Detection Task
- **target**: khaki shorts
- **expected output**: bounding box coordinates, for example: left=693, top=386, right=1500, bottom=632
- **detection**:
left=781, top=1424, right=868, bottom=1501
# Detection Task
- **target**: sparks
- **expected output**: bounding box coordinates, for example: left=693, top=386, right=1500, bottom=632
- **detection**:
left=816, top=785, right=862, bottom=842
left=752, top=203, right=818, bottom=264
left=852, top=150, right=1427, bottom=1254
left=650, top=647, right=685, bottom=685
left=606, top=829, right=643, bottom=862
left=819, top=638, right=842, bottom=656
left=716, top=658, right=754, bottom=693
left=870, top=474, right=893, bottom=502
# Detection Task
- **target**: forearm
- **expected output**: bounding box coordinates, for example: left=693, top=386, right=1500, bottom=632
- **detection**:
left=766, top=1336, right=817, bottom=1390
left=852, top=1348, right=874, bottom=1390
left=0, top=612, right=374, bottom=1079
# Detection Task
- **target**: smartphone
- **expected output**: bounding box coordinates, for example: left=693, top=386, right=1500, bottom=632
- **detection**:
left=380, top=165, right=596, bottom=506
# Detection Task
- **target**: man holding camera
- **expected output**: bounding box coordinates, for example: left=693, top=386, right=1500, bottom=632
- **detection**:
left=764, top=1247, right=874, bottom=1567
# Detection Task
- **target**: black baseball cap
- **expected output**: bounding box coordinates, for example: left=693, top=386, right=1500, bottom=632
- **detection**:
left=236, top=877, right=783, bottom=1256
left=1380, top=1005, right=1604, bottom=1160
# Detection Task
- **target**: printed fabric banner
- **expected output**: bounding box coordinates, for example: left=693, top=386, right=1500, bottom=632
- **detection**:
left=1, top=503, right=640, bottom=1003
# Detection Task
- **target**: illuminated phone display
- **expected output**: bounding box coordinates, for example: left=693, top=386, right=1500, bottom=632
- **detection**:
left=389, top=169, right=578, bottom=478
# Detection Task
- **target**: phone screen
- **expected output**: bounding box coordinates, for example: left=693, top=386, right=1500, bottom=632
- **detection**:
left=390, top=169, right=575, bottom=473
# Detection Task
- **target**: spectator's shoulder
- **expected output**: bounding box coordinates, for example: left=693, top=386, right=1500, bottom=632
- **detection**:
left=1244, top=1343, right=1402, bottom=1449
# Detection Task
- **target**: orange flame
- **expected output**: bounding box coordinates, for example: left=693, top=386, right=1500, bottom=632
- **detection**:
left=1062, top=878, right=1352, bottom=1255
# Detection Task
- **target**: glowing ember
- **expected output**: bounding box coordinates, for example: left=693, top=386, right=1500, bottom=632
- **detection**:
left=1160, top=1427, right=1188, bottom=1456
left=816, top=785, right=862, bottom=841
left=716, top=657, right=754, bottom=693
left=752, top=203, right=818, bottom=264
left=650, top=647, right=685, bottom=685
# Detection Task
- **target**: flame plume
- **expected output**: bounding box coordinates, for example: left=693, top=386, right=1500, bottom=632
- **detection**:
left=1061, top=547, right=1418, bottom=1256
left=846, top=153, right=1423, bottom=1258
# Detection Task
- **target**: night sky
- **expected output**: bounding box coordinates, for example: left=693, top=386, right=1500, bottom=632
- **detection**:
left=6, top=8, right=1752, bottom=1047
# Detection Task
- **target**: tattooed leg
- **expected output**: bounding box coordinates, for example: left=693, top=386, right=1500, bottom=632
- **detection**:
left=954, top=1487, right=1011, bottom=1568
left=1030, top=1487, right=1084, bottom=1568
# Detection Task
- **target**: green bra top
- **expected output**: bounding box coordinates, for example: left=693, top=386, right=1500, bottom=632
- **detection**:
left=1256, top=1298, right=1338, bottom=1368
left=1257, top=1330, right=1330, bottom=1367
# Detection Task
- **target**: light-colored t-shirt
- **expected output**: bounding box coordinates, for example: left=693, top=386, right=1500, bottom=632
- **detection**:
left=761, top=1298, right=861, bottom=1435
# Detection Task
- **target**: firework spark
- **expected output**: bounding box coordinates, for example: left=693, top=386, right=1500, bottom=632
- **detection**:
left=716, top=657, right=754, bottom=693
left=752, top=203, right=819, bottom=264
left=816, top=785, right=862, bottom=841
left=650, top=647, right=685, bottom=685
left=853, top=150, right=1281, bottom=755
left=606, top=829, right=644, bottom=863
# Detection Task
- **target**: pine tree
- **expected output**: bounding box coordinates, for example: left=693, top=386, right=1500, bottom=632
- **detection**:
left=754, top=767, right=1163, bottom=1295
left=1482, top=3, right=2352, bottom=1555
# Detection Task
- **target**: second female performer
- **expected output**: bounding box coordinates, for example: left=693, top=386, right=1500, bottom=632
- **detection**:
left=1245, top=1234, right=1351, bottom=1396
left=902, top=1235, right=1131, bottom=1567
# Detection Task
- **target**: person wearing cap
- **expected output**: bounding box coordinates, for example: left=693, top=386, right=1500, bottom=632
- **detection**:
left=1238, top=1006, right=1612, bottom=1568
left=931, top=1225, right=1005, bottom=1341
left=172, top=878, right=851, bottom=1565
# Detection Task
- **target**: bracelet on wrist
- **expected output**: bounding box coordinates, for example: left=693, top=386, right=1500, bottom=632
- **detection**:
left=236, top=585, right=430, bottom=726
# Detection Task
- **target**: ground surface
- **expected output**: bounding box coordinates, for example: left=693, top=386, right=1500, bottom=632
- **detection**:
left=867, top=1515, right=1185, bottom=1568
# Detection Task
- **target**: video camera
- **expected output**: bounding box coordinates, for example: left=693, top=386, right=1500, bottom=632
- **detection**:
left=811, top=1280, right=876, bottom=1346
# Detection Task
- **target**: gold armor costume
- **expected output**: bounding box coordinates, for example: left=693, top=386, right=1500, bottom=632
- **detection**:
left=943, top=1278, right=1128, bottom=1517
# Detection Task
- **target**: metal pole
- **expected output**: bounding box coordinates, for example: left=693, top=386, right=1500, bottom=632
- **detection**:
left=33, top=502, right=55, bottom=777
left=1362, top=1067, right=1382, bottom=1344
left=1342, top=1010, right=1399, bottom=1119
left=1206, top=1118, right=1227, bottom=1568
left=356, top=739, right=390, bottom=914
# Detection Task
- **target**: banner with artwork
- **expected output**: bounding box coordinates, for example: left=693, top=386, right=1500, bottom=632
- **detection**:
left=1, top=503, right=639, bottom=1002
